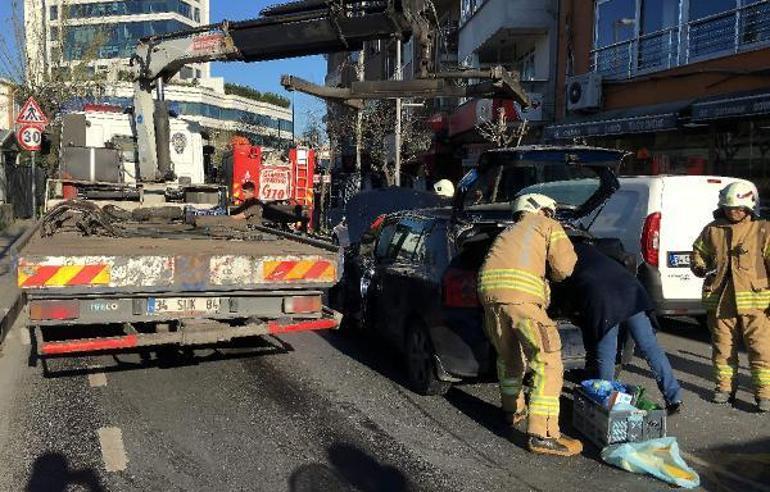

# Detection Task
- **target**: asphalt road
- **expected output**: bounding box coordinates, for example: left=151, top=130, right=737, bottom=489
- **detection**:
left=0, top=314, right=768, bottom=491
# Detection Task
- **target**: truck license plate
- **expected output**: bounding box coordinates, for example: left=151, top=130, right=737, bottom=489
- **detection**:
left=667, top=252, right=691, bottom=268
left=147, top=297, right=221, bottom=314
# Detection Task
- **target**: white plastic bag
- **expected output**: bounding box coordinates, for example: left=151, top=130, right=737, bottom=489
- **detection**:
left=602, top=437, right=700, bottom=489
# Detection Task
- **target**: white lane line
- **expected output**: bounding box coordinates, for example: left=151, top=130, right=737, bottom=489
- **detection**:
left=97, top=427, right=128, bottom=472
left=88, top=371, right=108, bottom=387
left=19, top=328, right=31, bottom=346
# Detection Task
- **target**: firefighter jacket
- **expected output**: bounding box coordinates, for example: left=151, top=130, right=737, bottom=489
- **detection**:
left=478, top=213, right=577, bottom=306
left=691, top=215, right=770, bottom=315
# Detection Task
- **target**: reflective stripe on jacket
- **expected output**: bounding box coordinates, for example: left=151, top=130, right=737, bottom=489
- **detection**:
left=691, top=216, right=770, bottom=315
left=479, top=213, right=577, bottom=305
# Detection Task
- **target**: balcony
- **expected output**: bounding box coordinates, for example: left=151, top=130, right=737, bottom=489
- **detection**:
left=592, top=1, right=770, bottom=80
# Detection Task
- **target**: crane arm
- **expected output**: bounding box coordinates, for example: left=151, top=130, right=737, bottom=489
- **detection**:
left=129, top=0, right=527, bottom=182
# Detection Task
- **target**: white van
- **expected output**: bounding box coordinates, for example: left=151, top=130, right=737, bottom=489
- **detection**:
left=580, top=175, right=754, bottom=319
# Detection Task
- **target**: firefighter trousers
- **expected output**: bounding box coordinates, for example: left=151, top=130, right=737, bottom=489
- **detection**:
left=708, top=310, right=770, bottom=400
left=483, top=302, right=564, bottom=438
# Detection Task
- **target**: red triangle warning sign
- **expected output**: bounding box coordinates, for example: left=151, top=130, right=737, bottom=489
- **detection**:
left=16, top=97, right=49, bottom=126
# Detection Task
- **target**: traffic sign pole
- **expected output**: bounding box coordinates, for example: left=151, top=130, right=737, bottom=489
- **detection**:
left=31, top=151, right=36, bottom=219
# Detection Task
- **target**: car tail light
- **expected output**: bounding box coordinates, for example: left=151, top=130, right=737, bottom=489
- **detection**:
left=442, top=268, right=479, bottom=308
left=370, top=214, right=386, bottom=232
left=283, top=295, right=322, bottom=314
left=29, top=300, right=80, bottom=321
left=641, top=212, right=661, bottom=267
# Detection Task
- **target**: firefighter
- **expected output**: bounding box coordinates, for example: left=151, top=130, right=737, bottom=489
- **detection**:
left=691, top=181, right=770, bottom=412
left=479, top=193, right=583, bottom=456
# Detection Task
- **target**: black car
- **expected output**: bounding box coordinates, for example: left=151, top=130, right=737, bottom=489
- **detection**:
left=336, top=146, right=629, bottom=395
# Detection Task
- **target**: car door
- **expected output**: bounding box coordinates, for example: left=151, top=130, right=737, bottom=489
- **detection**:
left=373, top=217, right=433, bottom=345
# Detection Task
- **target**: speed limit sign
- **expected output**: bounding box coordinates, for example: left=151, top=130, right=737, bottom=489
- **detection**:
left=16, top=124, right=43, bottom=151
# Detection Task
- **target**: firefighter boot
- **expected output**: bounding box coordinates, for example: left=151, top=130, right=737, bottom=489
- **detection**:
left=713, top=390, right=735, bottom=404
left=527, top=435, right=583, bottom=457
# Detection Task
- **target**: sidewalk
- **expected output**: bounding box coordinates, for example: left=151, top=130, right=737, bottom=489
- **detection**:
left=0, top=220, right=34, bottom=346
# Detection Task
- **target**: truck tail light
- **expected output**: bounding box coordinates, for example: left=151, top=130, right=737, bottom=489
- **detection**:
left=29, top=300, right=80, bottom=321
left=641, top=212, right=661, bottom=267
left=283, top=295, right=322, bottom=314
left=442, top=268, right=479, bottom=308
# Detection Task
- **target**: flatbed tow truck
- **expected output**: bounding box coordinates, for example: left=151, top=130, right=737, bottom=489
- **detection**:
left=17, top=0, right=529, bottom=358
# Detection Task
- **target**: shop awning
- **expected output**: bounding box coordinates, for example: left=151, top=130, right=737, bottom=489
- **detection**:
left=544, top=100, right=691, bottom=141
left=692, top=91, right=770, bottom=122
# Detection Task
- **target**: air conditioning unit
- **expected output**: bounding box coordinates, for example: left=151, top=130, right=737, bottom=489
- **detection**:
left=566, top=73, right=603, bottom=112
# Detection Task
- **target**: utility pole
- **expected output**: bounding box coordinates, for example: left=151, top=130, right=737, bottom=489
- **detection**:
left=394, top=38, right=402, bottom=187
left=355, top=49, right=365, bottom=176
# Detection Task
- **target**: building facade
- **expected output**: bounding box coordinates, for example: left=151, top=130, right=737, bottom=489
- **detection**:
left=23, top=0, right=292, bottom=145
left=547, top=0, right=770, bottom=194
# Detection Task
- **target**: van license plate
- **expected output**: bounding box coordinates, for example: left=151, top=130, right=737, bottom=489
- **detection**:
left=147, top=297, right=221, bottom=314
left=668, top=252, right=691, bottom=268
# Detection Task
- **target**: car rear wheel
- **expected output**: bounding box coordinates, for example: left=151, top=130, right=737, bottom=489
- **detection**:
left=405, top=323, right=451, bottom=396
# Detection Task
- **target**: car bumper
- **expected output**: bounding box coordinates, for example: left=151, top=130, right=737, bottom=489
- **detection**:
left=638, top=263, right=705, bottom=316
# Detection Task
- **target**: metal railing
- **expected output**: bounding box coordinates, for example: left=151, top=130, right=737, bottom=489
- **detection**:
left=592, top=1, right=770, bottom=80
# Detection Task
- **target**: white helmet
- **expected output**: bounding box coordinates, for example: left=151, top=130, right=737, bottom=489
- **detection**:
left=719, top=181, right=758, bottom=211
left=433, top=179, right=455, bottom=198
left=512, top=193, right=558, bottom=215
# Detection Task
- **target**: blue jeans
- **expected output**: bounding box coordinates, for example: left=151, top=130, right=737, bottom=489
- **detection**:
left=596, top=311, right=682, bottom=405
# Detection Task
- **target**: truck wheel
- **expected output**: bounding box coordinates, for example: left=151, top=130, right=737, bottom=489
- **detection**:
left=404, top=323, right=450, bottom=396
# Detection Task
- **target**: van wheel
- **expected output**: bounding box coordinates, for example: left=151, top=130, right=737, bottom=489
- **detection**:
left=405, top=322, right=451, bottom=396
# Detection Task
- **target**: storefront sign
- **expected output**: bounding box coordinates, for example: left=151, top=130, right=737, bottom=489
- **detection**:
left=544, top=113, right=679, bottom=141
left=692, top=92, right=770, bottom=121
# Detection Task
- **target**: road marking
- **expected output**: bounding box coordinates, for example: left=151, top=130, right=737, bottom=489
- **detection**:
left=19, top=328, right=31, bottom=346
left=682, top=451, right=770, bottom=492
left=97, top=427, right=128, bottom=472
left=88, top=371, right=107, bottom=387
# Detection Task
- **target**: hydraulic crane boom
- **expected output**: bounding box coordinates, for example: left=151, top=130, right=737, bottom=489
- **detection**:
left=130, top=0, right=529, bottom=182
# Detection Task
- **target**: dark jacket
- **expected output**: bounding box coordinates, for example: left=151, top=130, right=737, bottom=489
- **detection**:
left=565, top=242, right=654, bottom=343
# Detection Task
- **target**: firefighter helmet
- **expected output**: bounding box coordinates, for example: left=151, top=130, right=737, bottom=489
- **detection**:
left=719, top=181, right=758, bottom=211
left=433, top=179, right=455, bottom=198
left=512, top=193, right=558, bottom=216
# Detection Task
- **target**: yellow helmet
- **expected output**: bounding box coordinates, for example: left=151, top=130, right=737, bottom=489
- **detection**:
left=719, top=181, right=758, bottom=210
left=512, top=193, right=558, bottom=215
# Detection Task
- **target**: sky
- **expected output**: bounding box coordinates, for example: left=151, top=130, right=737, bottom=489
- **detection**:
left=0, top=0, right=328, bottom=135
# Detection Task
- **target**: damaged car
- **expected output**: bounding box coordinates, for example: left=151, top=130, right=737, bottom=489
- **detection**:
left=336, top=146, right=631, bottom=395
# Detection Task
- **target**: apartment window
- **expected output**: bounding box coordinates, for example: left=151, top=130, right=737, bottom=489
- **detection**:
left=65, top=1, right=196, bottom=21
left=179, top=66, right=194, bottom=79
left=519, top=50, right=536, bottom=81
left=49, top=5, right=58, bottom=20
left=195, top=69, right=202, bottom=78
left=64, top=20, right=191, bottom=60
left=592, top=0, right=770, bottom=79
left=595, top=0, right=636, bottom=48
left=194, top=7, right=201, bottom=22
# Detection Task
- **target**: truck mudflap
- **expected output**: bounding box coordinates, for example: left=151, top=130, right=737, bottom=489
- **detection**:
left=34, top=307, right=342, bottom=357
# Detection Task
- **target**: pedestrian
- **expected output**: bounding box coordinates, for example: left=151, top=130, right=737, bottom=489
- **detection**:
left=478, top=193, right=583, bottom=456
left=564, top=241, right=683, bottom=415
left=691, top=181, right=770, bottom=412
left=231, top=181, right=263, bottom=221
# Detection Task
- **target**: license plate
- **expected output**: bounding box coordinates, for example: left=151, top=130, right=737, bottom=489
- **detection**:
left=667, top=252, right=691, bottom=268
left=147, top=297, right=221, bottom=314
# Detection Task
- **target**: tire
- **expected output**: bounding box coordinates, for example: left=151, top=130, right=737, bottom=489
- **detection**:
left=404, top=322, right=451, bottom=396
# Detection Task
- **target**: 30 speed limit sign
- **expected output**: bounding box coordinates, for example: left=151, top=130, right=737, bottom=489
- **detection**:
left=16, top=124, right=43, bottom=151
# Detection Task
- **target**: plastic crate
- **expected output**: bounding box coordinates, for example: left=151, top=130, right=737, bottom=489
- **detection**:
left=572, top=387, right=666, bottom=448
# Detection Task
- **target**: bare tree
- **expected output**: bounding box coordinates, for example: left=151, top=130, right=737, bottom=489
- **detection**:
left=476, top=107, right=529, bottom=149
left=0, top=1, right=108, bottom=119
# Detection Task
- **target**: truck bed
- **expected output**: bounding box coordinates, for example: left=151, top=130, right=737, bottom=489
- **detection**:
left=19, top=229, right=340, bottom=295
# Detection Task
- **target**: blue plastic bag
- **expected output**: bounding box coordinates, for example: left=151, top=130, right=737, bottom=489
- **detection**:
left=602, top=437, right=700, bottom=489
left=581, top=379, right=629, bottom=407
